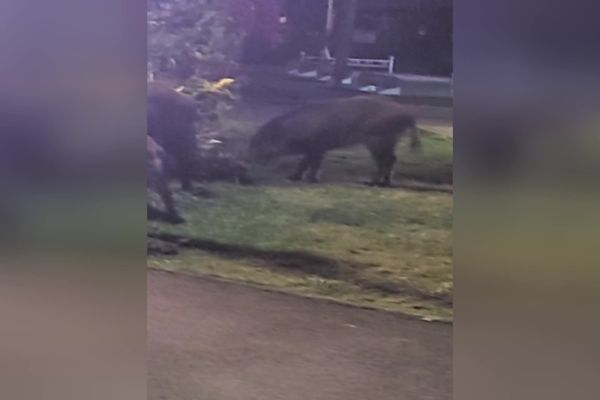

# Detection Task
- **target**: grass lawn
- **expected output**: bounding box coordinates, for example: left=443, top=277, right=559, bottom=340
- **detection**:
left=149, top=128, right=453, bottom=321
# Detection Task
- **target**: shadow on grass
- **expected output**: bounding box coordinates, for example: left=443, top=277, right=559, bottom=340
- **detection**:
left=148, top=232, right=452, bottom=306
left=389, top=180, right=453, bottom=194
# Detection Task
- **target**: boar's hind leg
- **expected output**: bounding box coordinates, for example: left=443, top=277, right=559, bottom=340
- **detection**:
left=305, top=153, right=325, bottom=183
left=367, top=141, right=398, bottom=187
left=370, top=153, right=397, bottom=187
left=379, top=153, right=397, bottom=186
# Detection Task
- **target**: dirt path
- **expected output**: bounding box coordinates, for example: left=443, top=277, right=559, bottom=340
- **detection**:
left=148, top=270, right=452, bottom=400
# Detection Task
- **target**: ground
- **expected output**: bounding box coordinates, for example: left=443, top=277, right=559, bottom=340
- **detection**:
left=148, top=270, right=452, bottom=400
left=148, top=96, right=453, bottom=399
left=148, top=98, right=453, bottom=321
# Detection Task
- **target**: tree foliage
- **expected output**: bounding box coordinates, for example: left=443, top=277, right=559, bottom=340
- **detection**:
left=147, top=0, right=282, bottom=177
left=148, top=0, right=240, bottom=82
left=148, top=0, right=282, bottom=83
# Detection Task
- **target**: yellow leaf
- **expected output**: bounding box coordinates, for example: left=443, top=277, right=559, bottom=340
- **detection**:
left=210, top=78, right=235, bottom=91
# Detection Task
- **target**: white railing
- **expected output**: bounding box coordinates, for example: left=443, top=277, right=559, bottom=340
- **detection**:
left=300, top=47, right=395, bottom=74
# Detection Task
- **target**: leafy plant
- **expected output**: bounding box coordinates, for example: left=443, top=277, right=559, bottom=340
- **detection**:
left=148, top=0, right=282, bottom=82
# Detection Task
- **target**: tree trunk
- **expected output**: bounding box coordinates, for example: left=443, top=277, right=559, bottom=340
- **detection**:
left=333, top=0, right=357, bottom=85
left=326, top=0, right=335, bottom=35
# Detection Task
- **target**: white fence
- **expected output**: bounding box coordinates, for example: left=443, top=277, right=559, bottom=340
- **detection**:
left=299, top=47, right=395, bottom=74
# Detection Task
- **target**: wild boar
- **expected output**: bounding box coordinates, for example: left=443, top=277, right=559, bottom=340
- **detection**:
left=248, top=96, right=421, bottom=186
left=147, top=81, right=199, bottom=191
left=147, top=135, right=185, bottom=224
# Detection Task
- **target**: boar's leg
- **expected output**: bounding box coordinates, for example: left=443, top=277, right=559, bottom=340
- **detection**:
left=289, top=153, right=325, bottom=182
left=305, top=153, right=325, bottom=183
left=148, top=136, right=184, bottom=223
left=173, top=147, right=196, bottom=192
left=379, top=153, right=397, bottom=186
left=366, top=138, right=398, bottom=187
left=148, top=205, right=185, bottom=224
left=158, top=184, right=184, bottom=223
left=148, top=166, right=185, bottom=224
left=288, top=154, right=312, bottom=181
left=178, top=166, right=193, bottom=191
left=368, top=154, right=390, bottom=186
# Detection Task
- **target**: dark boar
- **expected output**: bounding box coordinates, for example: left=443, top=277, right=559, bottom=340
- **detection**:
left=147, top=81, right=199, bottom=191
left=248, top=96, right=421, bottom=186
left=147, top=135, right=185, bottom=224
